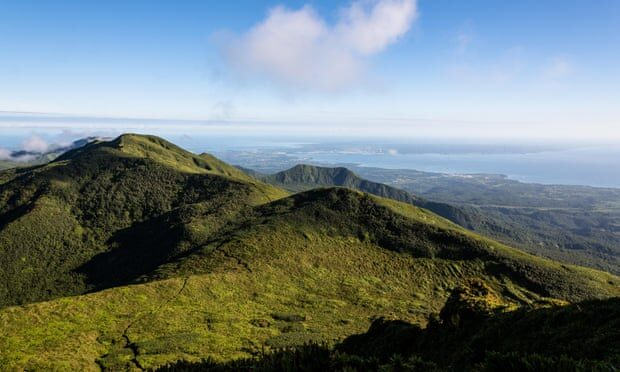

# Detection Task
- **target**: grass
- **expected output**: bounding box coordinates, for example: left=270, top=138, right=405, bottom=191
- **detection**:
left=262, top=163, right=620, bottom=276
left=0, top=244, right=447, bottom=370
left=0, top=134, right=288, bottom=307
left=1, top=134, right=619, bottom=370
left=2, top=191, right=618, bottom=369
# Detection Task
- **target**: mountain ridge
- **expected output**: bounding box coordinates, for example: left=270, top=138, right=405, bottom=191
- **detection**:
left=0, top=134, right=288, bottom=306
left=261, top=163, right=490, bottom=234
left=0, top=134, right=618, bottom=370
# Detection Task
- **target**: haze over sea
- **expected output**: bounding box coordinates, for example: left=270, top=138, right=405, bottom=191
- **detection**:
left=205, top=140, right=620, bottom=188
left=2, top=129, right=619, bottom=188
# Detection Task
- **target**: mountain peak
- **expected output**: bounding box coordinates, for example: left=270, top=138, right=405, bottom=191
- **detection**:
left=1, top=135, right=619, bottom=370
left=57, top=133, right=251, bottom=180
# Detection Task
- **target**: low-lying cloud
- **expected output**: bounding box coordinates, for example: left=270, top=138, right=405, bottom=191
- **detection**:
left=0, top=135, right=53, bottom=162
left=22, top=135, right=50, bottom=153
left=221, top=0, right=417, bottom=92
left=0, top=148, right=11, bottom=160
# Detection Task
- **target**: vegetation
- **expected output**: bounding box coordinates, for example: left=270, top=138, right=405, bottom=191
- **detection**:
left=0, top=134, right=618, bottom=370
left=264, top=164, right=419, bottom=202
left=0, top=134, right=286, bottom=306
left=356, top=166, right=620, bottom=275
left=261, top=164, right=620, bottom=275
left=156, top=280, right=620, bottom=371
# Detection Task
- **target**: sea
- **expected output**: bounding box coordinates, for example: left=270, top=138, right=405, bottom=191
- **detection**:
left=1, top=130, right=619, bottom=188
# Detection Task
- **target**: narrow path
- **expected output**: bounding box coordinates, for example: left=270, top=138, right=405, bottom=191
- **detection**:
left=96, top=277, right=190, bottom=371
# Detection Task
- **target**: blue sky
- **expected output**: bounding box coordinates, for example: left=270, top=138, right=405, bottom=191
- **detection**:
left=0, top=0, right=619, bottom=140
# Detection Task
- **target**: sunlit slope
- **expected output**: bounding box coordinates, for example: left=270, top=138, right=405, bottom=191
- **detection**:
left=0, top=134, right=288, bottom=307
left=150, top=188, right=619, bottom=302
left=262, top=164, right=486, bottom=236
left=1, top=188, right=618, bottom=370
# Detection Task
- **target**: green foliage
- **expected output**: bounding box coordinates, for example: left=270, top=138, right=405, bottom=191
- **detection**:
left=1, top=134, right=619, bottom=370
left=475, top=352, right=618, bottom=372
left=356, top=166, right=620, bottom=275
left=264, top=164, right=620, bottom=275
left=0, top=134, right=287, bottom=307
left=263, top=164, right=420, bottom=205
left=156, top=343, right=440, bottom=372
left=153, top=295, right=620, bottom=370
left=338, top=286, right=620, bottom=370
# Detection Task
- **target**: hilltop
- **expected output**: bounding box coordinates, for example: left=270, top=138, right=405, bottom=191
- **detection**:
left=260, top=164, right=620, bottom=275
left=261, top=164, right=496, bottom=238
left=0, top=134, right=286, bottom=306
left=264, top=164, right=418, bottom=202
left=0, top=134, right=618, bottom=370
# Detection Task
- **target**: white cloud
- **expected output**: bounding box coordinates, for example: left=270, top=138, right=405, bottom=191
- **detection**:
left=545, top=57, right=574, bottom=78
left=22, top=135, right=49, bottom=153
left=0, top=148, right=10, bottom=160
left=336, top=0, right=417, bottom=55
left=221, top=0, right=417, bottom=92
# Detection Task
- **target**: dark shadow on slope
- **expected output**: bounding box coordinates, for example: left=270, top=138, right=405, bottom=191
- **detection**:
left=75, top=212, right=188, bottom=290
left=338, top=294, right=620, bottom=369
left=253, top=187, right=492, bottom=261
left=75, top=194, right=247, bottom=290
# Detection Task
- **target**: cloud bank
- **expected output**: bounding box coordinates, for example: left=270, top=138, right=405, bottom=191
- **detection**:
left=222, top=0, right=417, bottom=91
left=22, top=135, right=50, bottom=153
left=0, top=135, right=54, bottom=162
left=0, top=148, right=10, bottom=160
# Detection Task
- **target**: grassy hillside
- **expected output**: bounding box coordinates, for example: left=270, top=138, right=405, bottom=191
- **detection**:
left=264, top=164, right=418, bottom=201
left=1, top=187, right=619, bottom=370
left=1, top=135, right=618, bottom=370
left=157, top=285, right=620, bottom=371
left=262, top=164, right=476, bottom=232
left=262, top=164, right=620, bottom=275
left=356, top=166, right=620, bottom=275
left=337, top=282, right=620, bottom=370
left=0, top=134, right=287, bottom=307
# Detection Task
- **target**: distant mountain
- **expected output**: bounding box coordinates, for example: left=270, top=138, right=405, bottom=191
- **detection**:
left=261, top=164, right=620, bottom=275
left=353, top=166, right=620, bottom=275
left=1, top=135, right=618, bottom=370
left=262, top=164, right=487, bottom=233
left=264, top=164, right=418, bottom=202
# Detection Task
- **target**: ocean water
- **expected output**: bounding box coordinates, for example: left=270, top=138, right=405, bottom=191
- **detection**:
left=300, top=146, right=620, bottom=188
left=1, top=130, right=619, bottom=188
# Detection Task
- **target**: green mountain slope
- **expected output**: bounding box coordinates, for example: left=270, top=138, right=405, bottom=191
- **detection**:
left=157, top=283, right=620, bottom=370
left=262, top=164, right=493, bottom=236
left=1, top=135, right=619, bottom=370
left=1, top=190, right=619, bottom=369
left=337, top=281, right=620, bottom=370
left=264, top=164, right=418, bottom=200
left=262, top=164, right=620, bottom=275
left=0, top=134, right=287, bottom=307
left=355, top=166, right=620, bottom=275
